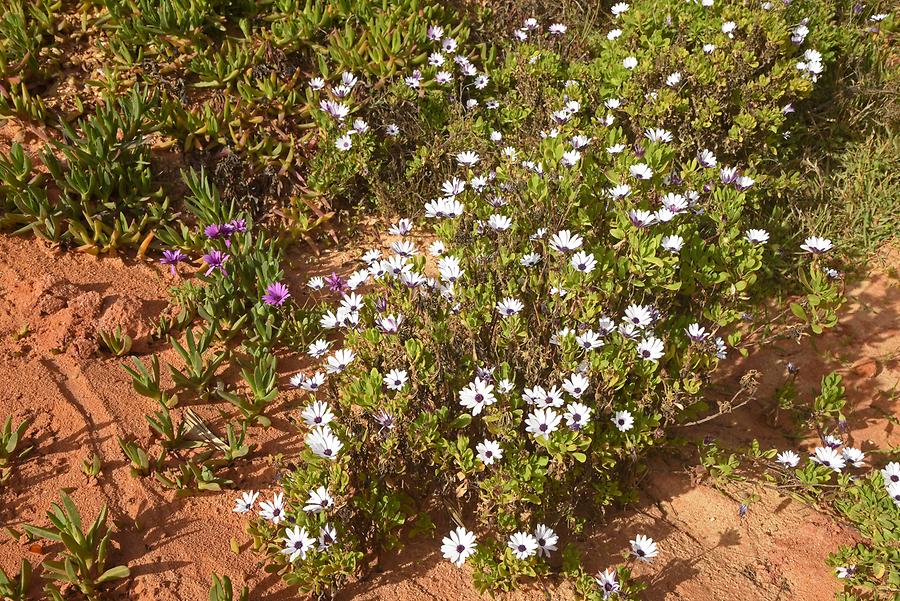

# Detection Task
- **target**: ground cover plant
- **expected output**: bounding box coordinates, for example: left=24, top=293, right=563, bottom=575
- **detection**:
left=701, top=371, right=900, bottom=599
left=232, top=1, right=868, bottom=594
left=0, top=0, right=897, bottom=599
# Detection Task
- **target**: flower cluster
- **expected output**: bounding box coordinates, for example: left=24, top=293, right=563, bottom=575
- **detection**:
left=233, top=0, right=850, bottom=596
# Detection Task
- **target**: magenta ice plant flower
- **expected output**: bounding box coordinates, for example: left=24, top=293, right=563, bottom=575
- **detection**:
left=263, top=282, right=290, bottom=306
left=160, top=249, right=187, bottom=275
left=202, top=250, right=229, bottom=276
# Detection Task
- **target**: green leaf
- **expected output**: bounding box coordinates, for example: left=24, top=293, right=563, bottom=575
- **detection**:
left=96, top=565, right=130, bottom=583
left=22, top=525, right=61, bottom=542
left=449, top=414, right=472, bottom=429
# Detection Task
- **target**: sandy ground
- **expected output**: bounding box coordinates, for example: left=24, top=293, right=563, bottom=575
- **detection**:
left=0, top=234, right=897, bottom=600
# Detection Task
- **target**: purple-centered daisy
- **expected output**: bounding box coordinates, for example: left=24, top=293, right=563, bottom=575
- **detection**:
left=263, top=282, right=291, bottom=306
left=202, top=250, right=230, bottom=276
left=325, top=272, right=348, bottom=293
left=160, top=249, right=187, bottom=276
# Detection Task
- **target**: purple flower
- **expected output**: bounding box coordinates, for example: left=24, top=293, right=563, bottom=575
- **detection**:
left=160, top=249, right=187, bottom=276
left=325, top=272, right=348, bottom=293
left=633, top=144, right=645, bottom=158
left=375, top=296, right=388, bottom=313
left=202, top=250, right=230, bottom=276
left=475, top=366, right=495, bottom=382
left=204, top=224, right=224, bottom=238
left=228, top=219, right=247, bottom=233
left=738, top=503, right=748, bottom=519
left=263, top=282, right=291, bottom=306
left=374, top=409, right=395, bottom=431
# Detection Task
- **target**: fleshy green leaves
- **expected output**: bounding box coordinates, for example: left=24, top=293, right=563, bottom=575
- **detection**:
left=22, top=492, right=130, bottom=600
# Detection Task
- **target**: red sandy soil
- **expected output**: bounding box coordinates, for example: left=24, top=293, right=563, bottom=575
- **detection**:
left=0, top=234, right=897, bottom=601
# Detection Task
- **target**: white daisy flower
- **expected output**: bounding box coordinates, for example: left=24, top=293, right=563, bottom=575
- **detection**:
left=318, top=524, right=337, bottom=551
left=325, top=349, right=355, bottom=374
left=476, top=439, right=503, bottom=465
left=233, top=491, right=259, bottom=514
left=549, top=229, right=583, bottom=253
left=383, top=369, right=408, bottom=391
left=441, top=527, right=477, bottom=566
left=881, top=461, right=900, bottom=486
left=259, top=492, right=287, bottom=524
left=571, top=251, right=597, bottom=273
left=661, top=235, right=684, bottom=253
left=613, top=410, right=634, bottom=432
left=630, top=534, right=658, bottom=561
left=303, top=486, right=334, bottom=513
left=507, top=531, right=539, bottom=559
left=800, top=236, right=833, bottom=254
left=459, top=377, right=497, bottom=415
left=811, top=446, right=846, bottom=472
left=564, top=402, right=592, bottom=430
left=745, top=229, right=770, bottom=244
left=525, top=407, right=561, bottom=438
left=496, top=297, right=524, bottom=316
left=562, top=373, right=589, bottom=398
left=534, top=524, right=558, bottom=557
left=335, top=134, right=353, bottom=151
left=776, top=450, right=800, bottom=467
left=456, top=151, right=480, bottom=166
left=575, top=330, right=605, bottom=351
left=596, top=569, right=621, bottom=597
left=306, top=427, right=343, bottom=460
left=282, top=526, right=315, bottom=561
left=842, top=447, right=865, bottom=468
left=301, top=401, right=335, bottom=428
left=611, top=2, right=629, bottom=16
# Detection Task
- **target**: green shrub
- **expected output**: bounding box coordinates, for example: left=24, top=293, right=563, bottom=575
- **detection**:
left=239, top=2, right=853, bottom=596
